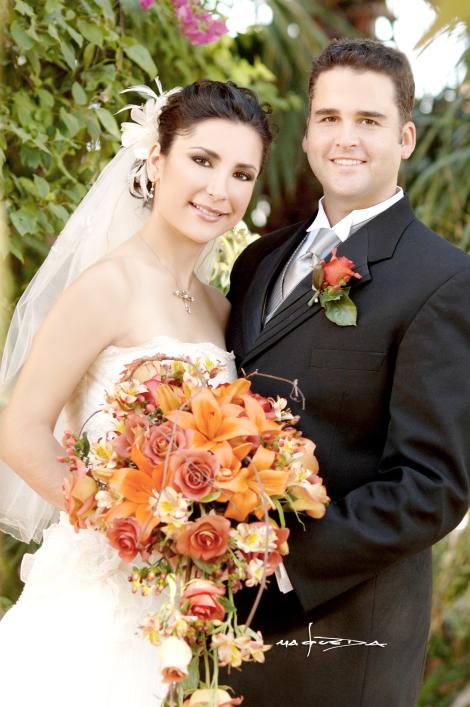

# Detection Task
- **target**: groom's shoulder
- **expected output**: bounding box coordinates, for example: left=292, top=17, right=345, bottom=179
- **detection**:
left=238, top=220, right=305, bottom=261
left=404, top=215, right=470, bottom=270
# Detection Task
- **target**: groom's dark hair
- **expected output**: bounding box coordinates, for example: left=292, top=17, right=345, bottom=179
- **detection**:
left=309, top=38, right=415, bottom=125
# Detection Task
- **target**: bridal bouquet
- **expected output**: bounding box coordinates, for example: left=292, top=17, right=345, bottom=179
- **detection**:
left=61, top=354, right=328, bottom=706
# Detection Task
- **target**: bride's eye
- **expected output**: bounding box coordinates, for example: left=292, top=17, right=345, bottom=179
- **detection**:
left=233, top=170, right=254, bottom=182
left=191, top=154, right=211, bottom=167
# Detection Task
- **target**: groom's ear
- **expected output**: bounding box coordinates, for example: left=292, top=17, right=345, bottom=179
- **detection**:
left=146, top=142, right=162, bottom=182
left=400, top=121, right=416, bottom=160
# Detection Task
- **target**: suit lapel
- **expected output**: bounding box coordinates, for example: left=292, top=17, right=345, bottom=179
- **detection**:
left=240, top=196, right=415, bottom=368
left=240, top=219, right=311, bottom=351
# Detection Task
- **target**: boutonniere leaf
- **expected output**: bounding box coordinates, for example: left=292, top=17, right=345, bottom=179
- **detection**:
left=307, top=248, right=362, bottom=326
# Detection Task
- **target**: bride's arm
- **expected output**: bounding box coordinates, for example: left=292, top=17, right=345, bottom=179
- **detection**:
left=0, top=260, right=129, bottom=508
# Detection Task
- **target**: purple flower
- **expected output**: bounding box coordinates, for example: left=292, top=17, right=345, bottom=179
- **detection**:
left=139, top=0, right=155, bottom=9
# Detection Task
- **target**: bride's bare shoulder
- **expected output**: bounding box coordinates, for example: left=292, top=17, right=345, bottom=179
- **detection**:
left=71, top=239, right=143, bottom=301
left=203, top=284, right=231, bottom=328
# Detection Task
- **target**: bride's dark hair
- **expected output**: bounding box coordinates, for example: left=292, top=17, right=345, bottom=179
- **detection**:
left=130, top=79, right=272, bottom=204
left=159, top=79, right=272, bottom=165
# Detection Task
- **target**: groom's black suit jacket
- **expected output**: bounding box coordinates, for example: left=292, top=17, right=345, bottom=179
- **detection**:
left=225, top=197, right=470, bottom=707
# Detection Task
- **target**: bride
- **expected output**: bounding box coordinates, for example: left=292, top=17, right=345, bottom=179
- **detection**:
left=0, top=78, right=272, bottom=706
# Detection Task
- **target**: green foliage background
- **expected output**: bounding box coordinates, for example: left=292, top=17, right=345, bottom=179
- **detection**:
left=1, top=1, right=470, bottom=704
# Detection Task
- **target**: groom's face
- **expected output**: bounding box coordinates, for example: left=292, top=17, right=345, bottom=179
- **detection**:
left=302, top=67, right=415, bottom=219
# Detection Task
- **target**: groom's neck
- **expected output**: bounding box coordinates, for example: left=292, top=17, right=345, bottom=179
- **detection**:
left=322, top=185, right=399, bottom=226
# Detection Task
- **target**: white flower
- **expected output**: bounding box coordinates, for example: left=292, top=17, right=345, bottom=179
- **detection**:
left=158, top=636, right=192, bottom=684
left=119, top=80, right=181, bottom=160
left=245, top=558, right=266, bottom=587
left=230, top=522, right=277, bottom=554
left=149, top=487, right=190, bottom=523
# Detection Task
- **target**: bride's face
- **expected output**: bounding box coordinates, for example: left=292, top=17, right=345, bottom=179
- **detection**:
left=148, top=118, right=263, bottom=244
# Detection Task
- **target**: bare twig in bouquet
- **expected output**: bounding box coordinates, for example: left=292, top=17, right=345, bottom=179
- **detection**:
left=241, top=368, right=306, bottom=410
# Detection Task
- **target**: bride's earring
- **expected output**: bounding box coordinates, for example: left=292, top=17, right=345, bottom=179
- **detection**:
left=149, top=182, right=155, bottom=199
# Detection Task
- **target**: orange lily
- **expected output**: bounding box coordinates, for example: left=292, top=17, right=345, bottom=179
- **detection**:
left=215, top=446, right=290, bottom=521
left=212, top=378, right=252, bottom=405
left=165, top=387, right=258, bottom=451
left=105, top=465, right=162, bottom=538
left=242, top=395, right=283, bottom=435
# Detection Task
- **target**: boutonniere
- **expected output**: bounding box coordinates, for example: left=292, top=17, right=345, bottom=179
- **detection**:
left=308, top=248, right=362, bottom=326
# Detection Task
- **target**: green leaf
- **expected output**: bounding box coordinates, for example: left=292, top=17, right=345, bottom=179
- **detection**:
left=25, top=46, right=40, bottom=73
left=63, top=21, right=83, bottom=48
left=77, top=20, right=104, bottom=48
left=13, top=94, right=36, bottom=128
left=319, top=286, right=344, bottom=304
left=9, top=207, right=36, bottom=236
left=10, top=20, right=35, bottom=51
left=20, top=145, right=41, bottom=169
left=123, top=43, right=157, bottom=78
left=37, top=89, right=54, bottom=109
left=15, top=1, right=35, bottom=17
left=49, top=203, right=69, bottom=222
left=71, top=82, right=87, bottom=105
left=199, top=491, right=221, bottom=503
left=59, top=107, right=81, bottom=137
left=60, top=40, right=77, bottom=71
left=192, top=558, right=217, bottom=574
left=86, top=115, right=101, bottom=141
left=96, top=108, right=121, bottom=139
left=323, top=292, right=358, bottom=327
left=47, top=23, right=59, bottom=40
left=182, top=657, right=200, bottom=693
left=217, top=594, right=235, bottom=612
left=33, top=175, right=50, bottom=199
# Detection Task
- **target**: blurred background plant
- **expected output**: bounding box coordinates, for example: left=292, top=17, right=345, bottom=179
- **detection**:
left=1, top=0, right=469, bottom=702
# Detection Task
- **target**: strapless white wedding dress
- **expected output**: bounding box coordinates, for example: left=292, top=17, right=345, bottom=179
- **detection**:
left=0, top=336, right=236, bottom=707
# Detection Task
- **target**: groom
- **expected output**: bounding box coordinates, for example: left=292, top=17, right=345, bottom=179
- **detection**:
left=226, top=39, right=470, bottom=706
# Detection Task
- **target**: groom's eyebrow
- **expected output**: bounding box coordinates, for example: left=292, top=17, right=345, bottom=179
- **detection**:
left=313, top=108, right=387, bottom=119
left=190, top=146, right=258, bottom=172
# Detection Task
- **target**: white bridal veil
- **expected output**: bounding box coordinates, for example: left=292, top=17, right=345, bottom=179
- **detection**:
left=0, top=81, right=215, bottom=543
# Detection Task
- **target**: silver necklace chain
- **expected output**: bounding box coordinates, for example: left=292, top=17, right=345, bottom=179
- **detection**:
left=139, top=234, right=196, bottom=315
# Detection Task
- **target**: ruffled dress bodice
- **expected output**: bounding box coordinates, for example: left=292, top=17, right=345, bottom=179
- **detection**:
left=64, top=335, right=236, bottom=442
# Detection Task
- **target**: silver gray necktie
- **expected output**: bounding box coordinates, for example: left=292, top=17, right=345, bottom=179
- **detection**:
left=265, top=227, right=340, bottom=321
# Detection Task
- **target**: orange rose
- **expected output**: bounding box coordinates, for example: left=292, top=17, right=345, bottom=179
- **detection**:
left=322, top=249, right=361, bottom=288
left=142, top=422, right=187, bottom=464
left=175, top=514, right=230, bottom=561
left=106, top=517, right=142, bottom=562
left=182, top=579, right=226, bottom=621
left=172, top=449, right=220, bottom=500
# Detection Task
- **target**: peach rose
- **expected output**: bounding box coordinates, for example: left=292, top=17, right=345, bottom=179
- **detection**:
left=142, top=422, right=188, bottom=464
left=182, top=579, right=225, bottom=621
left=112, top=412, right=146, bottom=459
left=63, top=461, right=98, bottom=530
left=187, top=689, right=243, bottom=706
left=172, top=450, right=220, bottom=500
left=175, top=514, right=230, bottom=562
left=159, top=636, right=192, bottom=684
left=106, top=517, right=141, bottom=562
left=322, top=249, right=362, bottom=288
left=290, top=481, right=329, bottom=519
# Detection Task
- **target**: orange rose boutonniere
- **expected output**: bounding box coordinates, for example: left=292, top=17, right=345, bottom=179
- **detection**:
left=308, top=248, right=362, bottom=326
